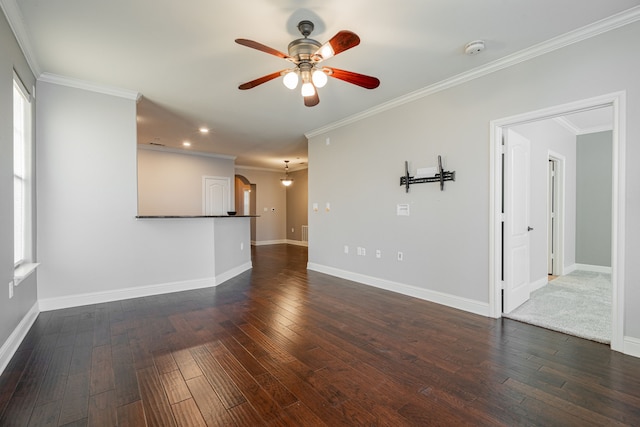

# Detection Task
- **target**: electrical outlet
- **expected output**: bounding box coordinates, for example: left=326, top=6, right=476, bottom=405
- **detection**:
left=8, top=281, right=13, bottom=299
left=376, top=250, right=381, bottom=258
left=361, top=247, right=366, bottom=256
left=291, top=228, right=294, bottom=233
left=397, top=251, right=403, bottom=261
left=240, top=242, right=244, bottom=250
left=344, top=245, right=349, bottom=254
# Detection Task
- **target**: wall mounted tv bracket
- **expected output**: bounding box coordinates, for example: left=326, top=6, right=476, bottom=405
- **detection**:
left=400, top=155, right=455, bottom=192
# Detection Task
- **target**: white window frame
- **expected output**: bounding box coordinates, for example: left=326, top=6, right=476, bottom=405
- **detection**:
left=13, top=74, right=33, bottom=273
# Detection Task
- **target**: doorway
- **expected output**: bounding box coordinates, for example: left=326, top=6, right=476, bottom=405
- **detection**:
left=489, top=91, right=626, bottom=352
left=235, top=175, right=257, bottom=243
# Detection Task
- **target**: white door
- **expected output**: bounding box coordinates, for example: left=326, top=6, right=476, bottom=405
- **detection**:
left=203, top=176, right=230, bottom=215
left=503, top=129, right=531, bottom=313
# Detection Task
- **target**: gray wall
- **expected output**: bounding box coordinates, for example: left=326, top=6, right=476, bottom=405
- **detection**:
left=308, top=21, right=640, bottom=338
left=0, top=9, right=38, bottom=362
left=286, top=168, right=308, bottom=242
left=36, top=81, right=229, bottom=305
left=576, top=131, right=612, bottom=267
left=137, top=147, right=236, bottom=216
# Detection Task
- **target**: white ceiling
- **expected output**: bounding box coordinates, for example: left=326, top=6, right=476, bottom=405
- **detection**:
left=4, top=0, right=639, bottom=169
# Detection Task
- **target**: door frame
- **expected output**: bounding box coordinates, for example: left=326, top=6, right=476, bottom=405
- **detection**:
left=547, top=153, right=565, bottom=277
left=488, top=91, right=626, bottom=352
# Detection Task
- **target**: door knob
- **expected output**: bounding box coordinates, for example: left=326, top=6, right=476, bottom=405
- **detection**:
left=527, top=226, right=534, bottom=231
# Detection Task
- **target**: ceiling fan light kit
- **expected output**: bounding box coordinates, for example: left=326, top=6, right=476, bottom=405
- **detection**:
left=236, top=20, right=380, bottom=106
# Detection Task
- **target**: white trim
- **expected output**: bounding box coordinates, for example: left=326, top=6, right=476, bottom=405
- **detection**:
left=0, top=0, right=41, bottom=76
left=216, top=261, right=252, bottom=286
left=0, top=302, right=39, bottom=376
left=235, top=164, right=308, bottom=173
left=624, top=336, right=640, bottom=359
left=286, top=239, right=308, bottom=247
left=305, top=7, right=640, bottom=139
left=138, top=143, right=236, bottom=160
left=253, top=239, right=288, bottom=246
left=489, top=91, right=626, bottom=354
left=38, top=72, right=140, bottom=101
left=553, top=117, right=613, bottom=136
left=576, top=125, right=614, bottom=136
left=14, top=262, right=39, bottom=286
left=307, top=263, right=489, bottom=317
left=530, top=276, right=548, bottom=293
left=38, top=277, right=217, bottom=312
left=566, top=263, right=612, bottom=274
left=548, top=151, right=566, bottom=276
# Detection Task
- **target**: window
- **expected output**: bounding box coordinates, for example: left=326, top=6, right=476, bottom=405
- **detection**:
left=13, top=76, right=32, bottom=267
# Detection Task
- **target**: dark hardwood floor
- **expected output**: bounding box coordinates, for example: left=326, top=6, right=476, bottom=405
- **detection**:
left=1, top=244, right=639, bottom=426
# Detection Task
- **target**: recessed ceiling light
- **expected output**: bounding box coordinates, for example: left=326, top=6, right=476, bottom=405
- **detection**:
left=199, top=127, right=209, bottom=134
left=183, top=141, right=191, bottom=147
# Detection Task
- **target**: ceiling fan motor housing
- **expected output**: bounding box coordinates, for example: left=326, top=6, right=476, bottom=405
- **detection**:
left=288, top=38, right=322, bottom=62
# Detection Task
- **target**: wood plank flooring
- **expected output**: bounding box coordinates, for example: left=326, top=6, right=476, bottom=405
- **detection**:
left=1, top=244, right=640, bottom=426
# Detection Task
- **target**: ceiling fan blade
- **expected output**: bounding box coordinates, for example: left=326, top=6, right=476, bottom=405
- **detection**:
left=324, top=67, right=380, bottom=89
left=304, top=91, right=319, bottom=107
left=235, top=39, right=291, bottom=60
left=315, top=31, right=360, bottom=60
left=238, top=70, right=286, bottom=90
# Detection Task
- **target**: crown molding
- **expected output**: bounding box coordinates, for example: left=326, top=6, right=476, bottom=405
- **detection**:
left=235, top=164, right=308, bottom=173
left=306, top=5, right=640, bottom=139
left=39, top=73, right=141, bottom=101
left=0, top=0, right=41, bottom=76
left=235, top=165, right=281, bottom=172
left=137, top=143, right=236, bottom=160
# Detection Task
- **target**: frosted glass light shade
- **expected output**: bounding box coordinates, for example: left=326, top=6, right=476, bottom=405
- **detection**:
left=312, top=69, right=327, bottom=88
left=301, top=82, right=315, bottom=97
left=319, top=44, right=334, bottom=60
left=283, top=71, right=299, bottom=89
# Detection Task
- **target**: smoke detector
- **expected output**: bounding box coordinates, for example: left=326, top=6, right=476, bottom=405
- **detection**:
left=464, top=40, right=485, bottom=55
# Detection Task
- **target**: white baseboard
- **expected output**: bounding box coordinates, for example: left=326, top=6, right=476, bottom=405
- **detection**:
left=39, top=276, right=217, bottom=312
left=253, top=239, right=288, bottom=246
left=253, top=239, right=308, bottom=247
left=566, top=263, right=612, bottom=274
left=215, top=261, right=252, bottom=285
left=624, top=336, right=640, bottom=358
left=39, top=261, right=254, bottom=312
left=307, top=263, right=489, bottom=317
left=530, top=276, right=548, bottom=292
left=0, top=302, right=39, bottom=376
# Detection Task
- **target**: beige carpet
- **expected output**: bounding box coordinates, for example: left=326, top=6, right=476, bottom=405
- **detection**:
left=504, top=270, right=611, bottom=344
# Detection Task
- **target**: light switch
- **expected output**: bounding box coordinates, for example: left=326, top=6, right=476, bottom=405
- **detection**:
left=326, top=202, right=330, bottom=212
left=397, top=204, right=410, bottom=216
left=313, top=203, right=319, bottom=212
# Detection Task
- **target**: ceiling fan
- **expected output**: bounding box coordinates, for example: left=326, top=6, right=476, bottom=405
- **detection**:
left=235, top=20, right=380, bottom=107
